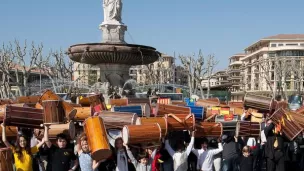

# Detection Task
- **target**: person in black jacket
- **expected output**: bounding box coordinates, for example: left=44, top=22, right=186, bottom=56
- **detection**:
left=264, top=119, right=285, bottom=171
left=221, top=133, right=241, bottom=171
left=239, top=146, right=253, bottom=171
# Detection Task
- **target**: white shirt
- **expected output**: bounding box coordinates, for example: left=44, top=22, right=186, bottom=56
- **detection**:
left=116, top=150, right=128, bottom=171
left=247, top=137, right=256, bottom=147
left=199, top=143, right=223, bottom=171
left=192, top=148, right=206, bottom=169
left=165, top=137, right=195, bottom=171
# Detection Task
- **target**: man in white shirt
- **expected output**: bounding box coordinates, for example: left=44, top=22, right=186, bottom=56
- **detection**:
left=165, top=131, right=195, bottom=171
left=193, top=138, right=223, bottom=171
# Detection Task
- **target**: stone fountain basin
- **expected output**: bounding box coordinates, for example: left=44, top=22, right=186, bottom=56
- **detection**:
left=67, top=43, right=160, bottom=65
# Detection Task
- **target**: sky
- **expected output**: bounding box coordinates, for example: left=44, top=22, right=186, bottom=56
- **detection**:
left=1, top=0, right=304, bottom=70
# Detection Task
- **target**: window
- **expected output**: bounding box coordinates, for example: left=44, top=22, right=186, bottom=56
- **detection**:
left=269, top=53, right=275, bottom=57
left=286, top=44, right=298, bottom=46
left=271, top=44, right=277, bottom=47
left=278, top=44, right=284, bottom=46
left=300, top=44, right=304, bottom=46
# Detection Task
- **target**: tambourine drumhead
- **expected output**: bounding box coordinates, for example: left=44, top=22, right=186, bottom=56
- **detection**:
left=69, top=122, right=76, bottom=139
left=122, top=126, right=129, bottom=144
left=144, top=104, right=151, bottom=117
left=131, top=114, right=138, bottom=125
left=135, top=118, right=141, bottom=125
left=235, top=122, right=240, bottom=137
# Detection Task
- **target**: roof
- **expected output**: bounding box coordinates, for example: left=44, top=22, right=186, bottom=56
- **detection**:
left=233, top=53, right=246, bottom=56
left=263, top=34, right=304, bottom=40
left=161, top=53, right=174, bottom=58
left=245, top=34, right=304, bottom=51
left=229, top=53, right=245, bottom=59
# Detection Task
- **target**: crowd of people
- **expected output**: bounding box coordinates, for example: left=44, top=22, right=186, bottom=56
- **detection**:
left=1, top=115, right=304, bottom=171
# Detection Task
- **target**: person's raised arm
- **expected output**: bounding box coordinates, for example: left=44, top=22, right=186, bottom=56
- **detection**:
left=264, top=121, right=274, bottom=137
left=1, top=123, right=12, bottom=148
left=124, top=144, right=137, bottom=167
left=209, top=138, right=223, bottom=155
left=165, top=138, right=175, bottom=157
left=44, top=125, right=52, bottom=148
left=186, top=131, right=195, bottom=156
left=36, top=126, right=47, bottom=149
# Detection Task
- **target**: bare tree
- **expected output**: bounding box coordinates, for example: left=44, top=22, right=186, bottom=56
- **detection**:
left=258, top=58, right=275, bottom=96
left=0, top=43, right=16, bottom=98
left=179, top=50, right=218, bottom=99
left=291, top=57, right=304, bottom=94
left=0, top=40, right=44, bottom=97
left=206, top=54, right=219, bottom=98
left=257, top=57, right=292, bottom=99
left=144, top=57, right=164, bottom=85
left=39, top=49, right=83, bottom=95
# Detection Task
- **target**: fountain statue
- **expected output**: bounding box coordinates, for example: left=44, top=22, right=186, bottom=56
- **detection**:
left=67, top=0, right=159, bottom=98
left=103, top=0, right=122, bottom=24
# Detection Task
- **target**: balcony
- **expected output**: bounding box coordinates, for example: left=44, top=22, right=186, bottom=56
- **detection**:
left=229, top=61, right=242, bottom=66
left=228, top=68, right=240, bottom=73
left=230, top=75, right=242, bottom=79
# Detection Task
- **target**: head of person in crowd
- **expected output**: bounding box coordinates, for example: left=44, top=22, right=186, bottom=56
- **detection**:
left=79, top=134, right=90, bottom=153
left=208, top=138, right=218, bottom=149
left=115, top=137, right=124, bottom=150
left=242, top=146, right=251, bottom=157
left=137, top=152, right=149, bottom=165
left=222, top=133, right=234, bottom=143
left=175, top=139, right=185, bottom=152
left=15, top=134, right=31, bottom=160
left=56, top=133, right=68, bottom=149
left=200, top=137, right=209, bottom=150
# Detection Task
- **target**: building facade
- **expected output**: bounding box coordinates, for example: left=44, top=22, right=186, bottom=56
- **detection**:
left=129, top=53, right=175, bottom=85
left=200, top=70, right=229, bottom=88
left=214, top=70, right=229, bottom=85
left=73, top=63, right=100, bottom=88
left=241, top=34, right=304, bottom=97
left=228, top=54, right=245, bottom=101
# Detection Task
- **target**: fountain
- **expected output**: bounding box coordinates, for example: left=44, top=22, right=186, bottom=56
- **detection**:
left=67, top=0, right=160, bottom=97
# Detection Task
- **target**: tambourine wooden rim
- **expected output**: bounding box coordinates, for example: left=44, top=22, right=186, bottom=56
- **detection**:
left=136, top=117, right=168, bottom=137
left=166, top=113, right=195, bottom=131
left=195, top=122, right=223, bottom=137
left=155, top=123, right=162, bottom=142
left=235, top=121, right=262, bottom=137
left=210, top=122, right=223, bottom=137
left=83, top=116, right=103, bottom=127
left=39, top=89, right=60, bottom=103
left=122, top=123, right=162, bottom=145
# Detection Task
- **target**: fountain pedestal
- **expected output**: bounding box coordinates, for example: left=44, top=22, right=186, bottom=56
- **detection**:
left=99, top=63, right=131, bottom=88
left=99, top=23, right=127, bottom=44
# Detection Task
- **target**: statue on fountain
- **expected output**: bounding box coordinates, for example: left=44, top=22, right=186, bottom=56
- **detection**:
left=103, top=0, right=122, bottom=24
